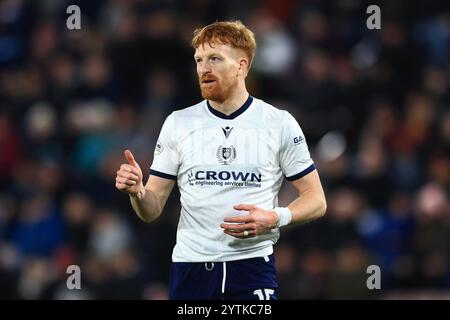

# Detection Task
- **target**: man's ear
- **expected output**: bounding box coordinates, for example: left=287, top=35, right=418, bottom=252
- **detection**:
left=238, top=58, right=249, bottom=76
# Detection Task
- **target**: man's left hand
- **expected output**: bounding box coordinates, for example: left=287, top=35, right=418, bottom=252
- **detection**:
left=220, top=204, right=278, bottom=239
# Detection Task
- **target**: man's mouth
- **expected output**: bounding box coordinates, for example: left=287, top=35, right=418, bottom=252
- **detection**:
left=201, top=78, right=216, bottom=84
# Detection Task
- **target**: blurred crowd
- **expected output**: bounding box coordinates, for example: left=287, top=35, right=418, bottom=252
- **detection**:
left=0, top=0, right=449, bottom=299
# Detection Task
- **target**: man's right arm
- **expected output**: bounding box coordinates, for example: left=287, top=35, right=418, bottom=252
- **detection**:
left=116, top=149, right=175, bottom=222
left=130, top=175, right=175, bottom=222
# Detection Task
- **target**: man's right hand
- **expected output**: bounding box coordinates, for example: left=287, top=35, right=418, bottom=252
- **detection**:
left=115, top=149, right=144, bottom=197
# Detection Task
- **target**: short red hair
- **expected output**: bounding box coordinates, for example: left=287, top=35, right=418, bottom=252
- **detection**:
left=192, top=20, right=257, bottom=68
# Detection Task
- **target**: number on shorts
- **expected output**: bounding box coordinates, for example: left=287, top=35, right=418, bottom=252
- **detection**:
left=253, top=288, right=275, bottom=300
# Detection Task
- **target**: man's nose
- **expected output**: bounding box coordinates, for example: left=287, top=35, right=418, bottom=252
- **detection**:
left=199, top=62, right=211, bottom=75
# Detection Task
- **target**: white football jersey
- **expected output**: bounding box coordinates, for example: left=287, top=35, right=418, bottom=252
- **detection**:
left=150, top=96, right=315, bottom=262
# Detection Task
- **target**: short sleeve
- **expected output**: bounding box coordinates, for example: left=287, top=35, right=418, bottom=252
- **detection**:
left=279, top=111, right=315, bottom=181
left=150, top=113, right=179, bottom=180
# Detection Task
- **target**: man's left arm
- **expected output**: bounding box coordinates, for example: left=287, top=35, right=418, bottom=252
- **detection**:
left=284, top=169, right=327, bottom=225
left=221, top=110, right=326, bottom=238
left=221, top=170, right=326, bottom=238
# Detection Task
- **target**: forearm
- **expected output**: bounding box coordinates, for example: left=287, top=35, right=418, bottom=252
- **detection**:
left=130, top=187, right=163, bottom=222
left=287, top=190, right=327, bottom=225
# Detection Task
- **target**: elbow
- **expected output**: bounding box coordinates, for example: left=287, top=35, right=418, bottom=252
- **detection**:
left=137, top=213, right=153, bottom=223
left=317, top=197, right=327, bottom=218
left=140, top=215, right=156, bottom=223
left=138, top=208, right=163, bottom=223
left=140, top=214, right=160, bottom=223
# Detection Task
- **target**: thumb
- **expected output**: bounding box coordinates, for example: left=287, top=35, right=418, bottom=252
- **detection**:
left=233, top=204, right=256, bottom=212
left=124, top=149, right=138, bottom=167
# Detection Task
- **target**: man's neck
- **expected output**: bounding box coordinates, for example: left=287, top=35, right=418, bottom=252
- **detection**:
left=208, top=87, right=249, bottom=116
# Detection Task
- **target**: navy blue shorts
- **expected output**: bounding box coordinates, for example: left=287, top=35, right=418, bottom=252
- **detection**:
left=169, top=255, right=278, bottom=300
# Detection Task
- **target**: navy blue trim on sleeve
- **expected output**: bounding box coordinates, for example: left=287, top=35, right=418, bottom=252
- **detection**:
left=285, top=164, right=316, bottom=181
left=150, top=169, right=177, bottom=180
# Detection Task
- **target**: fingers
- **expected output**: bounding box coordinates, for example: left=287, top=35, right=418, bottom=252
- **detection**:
left=124, top=149, right=138, bottom=167
left=115, top=181, right=133, bottom=192
left=115, top=182, right=126, bottom=190
left=116, top=169, right=140, bottom=186
left=116, top=176, right=137, bottom=186
left=220, top=222, right=256, bottom=232
left=223, top=227, right=257, bottom=239
left=115, top=150, right=143, bottom=194
left=115, top=163, right=141, bottom=192
left=117, top=167, right=139, bottom=180
left=233, top=204, right=256, bottom=211
left=119, top=164, right=141, bottom=176
left=115, top=150, right=143, bottom=193
left=223, top=215, right=253, bottom=223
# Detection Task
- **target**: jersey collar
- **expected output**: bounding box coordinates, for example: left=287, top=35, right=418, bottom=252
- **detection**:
left=206, top=95, right=253, bottom=120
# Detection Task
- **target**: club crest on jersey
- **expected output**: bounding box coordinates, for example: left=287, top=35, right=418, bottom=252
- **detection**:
left=217, top=145, right=236, bottom=165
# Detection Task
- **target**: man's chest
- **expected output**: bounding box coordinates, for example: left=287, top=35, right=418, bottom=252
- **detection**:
left=177, top=125, right=282, bottom=169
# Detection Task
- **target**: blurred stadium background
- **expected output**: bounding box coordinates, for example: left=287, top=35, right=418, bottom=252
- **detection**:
left=0, top=0, right=449, bottom=299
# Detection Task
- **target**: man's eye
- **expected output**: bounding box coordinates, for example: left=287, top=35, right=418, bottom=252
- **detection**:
left=211, top=57, right=219, bottom=62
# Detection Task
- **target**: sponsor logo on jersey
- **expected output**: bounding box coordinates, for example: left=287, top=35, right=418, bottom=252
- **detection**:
left=187, top=169, right=262, bottom=188
left=293, top=136, right=304, bottom=145
left=222, top=126, right=233, bottom=139
left=155, top=140, right=164, bottom=155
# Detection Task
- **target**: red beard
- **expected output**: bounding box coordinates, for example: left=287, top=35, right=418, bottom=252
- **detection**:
left=198, top=76, right=236, bottom=103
